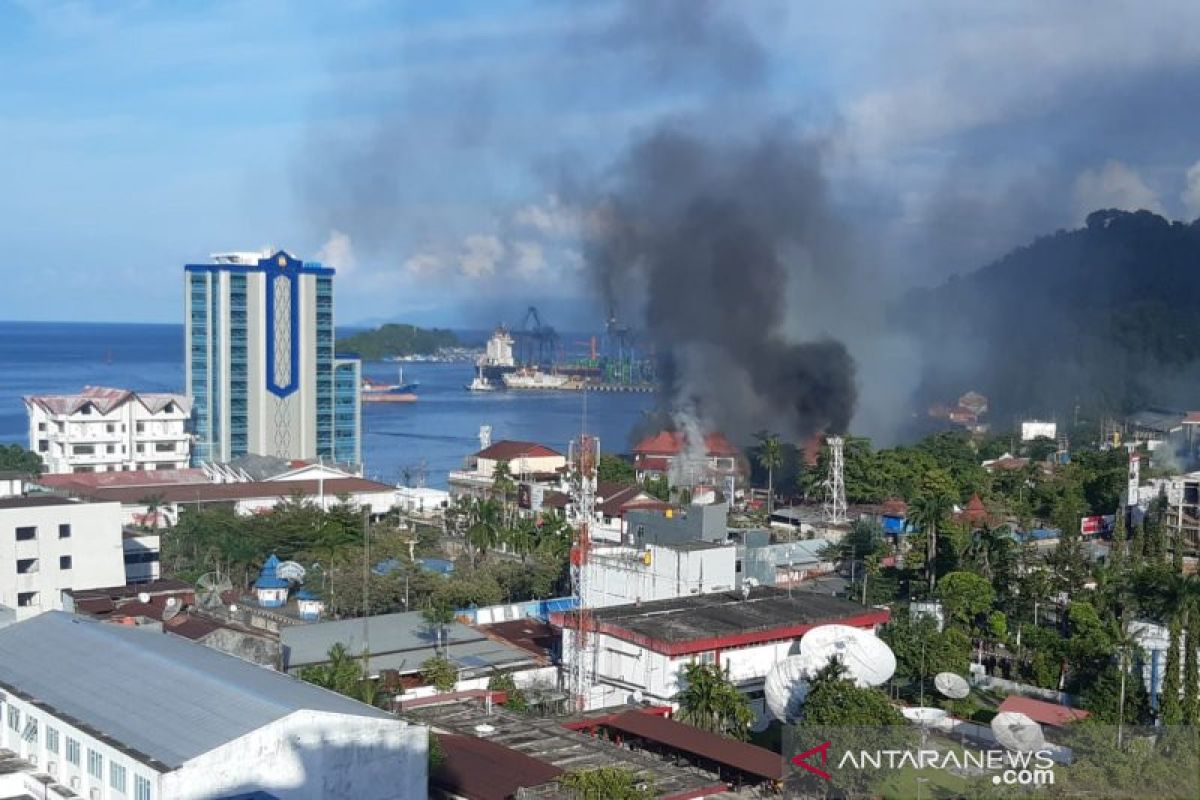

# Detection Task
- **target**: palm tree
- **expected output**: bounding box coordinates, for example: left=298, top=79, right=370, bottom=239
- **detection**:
left=505, top=516, right=538, bottom=563
left=910, top=492, right=954, bottom=593
left=675, top=662, right=753, bottom=740
left=491, top=459, right=516, bottom=525
left=755, top=432, right=783, bottom=515
left=963, top=522, right=1013, bottom=583
left=465, top=498, right=502, bottom=566
left=423, top=599, right=458, bottom=658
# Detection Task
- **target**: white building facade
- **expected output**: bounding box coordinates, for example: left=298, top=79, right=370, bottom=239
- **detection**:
left=185, top=250, right=361, bottom=467
left=25, top=388, right=190, bottom=474
left=0, top=613, right=427, bottom=800
left=583, top=542, right=738, bottom=609
left=0, top=496, right=125, bottom=621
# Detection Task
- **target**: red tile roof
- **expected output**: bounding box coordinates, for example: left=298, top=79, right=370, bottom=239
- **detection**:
left=633, top=431, right=740, bottom=457
left=75, top=477, right=395, bottom=505
left=881, top=498, right=908, bottom=517
left=25, top=386, right=189, bottom=416
left=432, top=734, right=563, bottom=800
left=998, top=695, right=1090, bottom=727
left=37, top=469, right=208, bottom=491
left=636, top=456, right=672, bottom=473
left=604, top=710, right=782, bottom=781
left=1185, top=411, right=1200, bottom=424
left=475, top=441, right=563, bottom=461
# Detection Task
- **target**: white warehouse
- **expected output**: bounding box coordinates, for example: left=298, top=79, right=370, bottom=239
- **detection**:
left=0, top=612, right=427, bottom=800
left=25, top=387, right=191, bottom=474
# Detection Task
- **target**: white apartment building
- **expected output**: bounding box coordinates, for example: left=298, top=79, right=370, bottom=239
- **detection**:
left=583, top=541, right=738, bottom=609
left=0, top=495, right=125, bottom=621
left=0, top=612, right=427, bottom=800
left=185, top=249, right=361, bottom=466
left=25, top=387, right=190, bottom=474
left=449, top=439, right=566, bottom=498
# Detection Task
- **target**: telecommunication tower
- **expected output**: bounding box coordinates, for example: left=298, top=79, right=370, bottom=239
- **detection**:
left=568, top=433, right=599, bottom=712
left=824, top=435, right=848, bottom=524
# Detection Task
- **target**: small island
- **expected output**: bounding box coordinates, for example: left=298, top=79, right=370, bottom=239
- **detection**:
left=337, top=323, right=461, bottom=361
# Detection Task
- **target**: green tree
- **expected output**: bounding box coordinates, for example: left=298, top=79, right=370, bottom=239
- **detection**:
left=465, top=498, right=503, bottom=566
left=755, top=431, right=783, bottom=514
left=880, top=614, right=971, bottom=686
left=597, top=454, right=635, bottom=484
left=560, top=767, right=654, bottom=800
left=421, top=655, right=458, bottom=692
left=299, top=643, right=379, bottom=705
left=335, top=322, right=459, bottom=359
left=909, top=472, right=956, bottom=592
left=1130, top=523, right=1146, bottom=570
left=1109, top=510, right=1127, bottom=577
left=1160, top=615, right=1184, bottom=725
left=675, top=662, right=754, bottom=740
left=936, top=571, right=995, bottom=630
left=423, top=598, right=457, bottom=657
left=0, top=444, right=42, bottom=474
left=1184, top=610, right=1199, bottom=725
left=487, top=671, right=528, bottom=712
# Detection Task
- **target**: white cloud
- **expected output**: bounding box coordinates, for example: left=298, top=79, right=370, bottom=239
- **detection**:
left=514, top=195, right=582, bottom=237
left=403, top=252, right=444, bottom=276
left=459, top=234, right=505, bottom=278
left=1072, top=160, right=1163, bottom=221
left=1183, top=160, right=1200, bottom=220
left=512, top=241, right=546, bottom=278
left=315, top=229, right=355, bottom=273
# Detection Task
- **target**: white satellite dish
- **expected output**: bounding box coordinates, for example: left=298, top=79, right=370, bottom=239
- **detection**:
left=474, top=724, right=496, bottom=736
left=137, top=592, right=151, bottom=604
left=276, top=560, right=307, bottom=582
left=764, top=656, right=812, bottom=722
left=228, top=604, right=238, bottom=614
left=991, top=712, right=1046, bottom=752
left=161, top=597, right=181, bottom=622
left=935, top=672, right=970, bottom=699
left=631, top=690, right=644, bottom=704
left=799, top=625, right=896, bottom=688
left=902, top=707, right=949, bottom=726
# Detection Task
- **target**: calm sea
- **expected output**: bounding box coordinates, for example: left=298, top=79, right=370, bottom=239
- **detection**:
left=0, top=321, right=654, bottom=488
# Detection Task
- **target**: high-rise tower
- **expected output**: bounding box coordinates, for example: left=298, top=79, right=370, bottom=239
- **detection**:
left=184, top=250, right=361, bottom=466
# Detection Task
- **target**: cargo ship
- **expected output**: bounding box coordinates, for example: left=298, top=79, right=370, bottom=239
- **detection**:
left=362, top=368, right=419, bottom=403
left=501, top=367, right=570, bottom=390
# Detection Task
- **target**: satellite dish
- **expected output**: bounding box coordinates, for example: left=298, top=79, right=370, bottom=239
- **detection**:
left=474, top=724, right=496, bottom=736
left=136, top=592, right=151, bottom=604
left=935, top=672, right=970, bottom=699
left=799, top=625, right=896, bottom=688
left=276, top=560, right=306, bottom=582
left=991, top=712, right=1046, bottom=752
left=631, top=690, right=644, bottom=703
left=161, top=598, right=181, bottom=622
left=195, top=572, right=233, bottom=610
left=902, top=707, right=949, bottom=726
left=228, top=604, right=238, bottom=614
left=764, top=656, right=812, bottom=722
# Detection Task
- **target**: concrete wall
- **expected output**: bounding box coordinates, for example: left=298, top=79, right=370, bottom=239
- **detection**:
left=164, top=710, right=427, bottom=800
left=199, top=625, right=281, bottom=667
left=583, top=543, right=737, bottom=608
left=476, top=454, right=565, bottom=478
left=627, top=503, right=729, bottom=546
left=1, top=500, right=126, bottom=620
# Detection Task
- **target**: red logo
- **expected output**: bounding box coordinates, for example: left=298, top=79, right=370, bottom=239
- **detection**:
left=791, top=741, right=832, bottom=780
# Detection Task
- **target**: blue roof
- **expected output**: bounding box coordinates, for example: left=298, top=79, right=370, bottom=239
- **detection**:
left=418, top=558, right=455, bottom=575
left=255, top=553, right=288, bottom=589
left=295, top=589, right=320, bottom=601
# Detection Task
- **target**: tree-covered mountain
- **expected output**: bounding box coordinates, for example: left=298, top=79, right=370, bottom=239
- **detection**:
left=336, top=324, right=460, bottom=360
left=906, top=209, right=1200, bottom=426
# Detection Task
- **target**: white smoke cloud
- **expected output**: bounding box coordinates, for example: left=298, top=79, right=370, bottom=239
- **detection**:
left=1182, top=160, right=1200, bottom=219
left=316, top=229, right=356, bottom=273
left=459, top=234, right=505, bottom=277
left=1072, top=160, right=1163, bottom=221
left=512, top=241, right=547, bottom=278
left=403, top=252, right=444, bottom=276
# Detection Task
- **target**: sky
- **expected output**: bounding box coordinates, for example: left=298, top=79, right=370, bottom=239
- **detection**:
left=3, top=0, right=1200, bottom=327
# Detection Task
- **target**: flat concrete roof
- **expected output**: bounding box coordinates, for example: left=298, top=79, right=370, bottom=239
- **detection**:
left=0, top=495, right=78, bottom=509
left=561, top=586, right=889, bottom=656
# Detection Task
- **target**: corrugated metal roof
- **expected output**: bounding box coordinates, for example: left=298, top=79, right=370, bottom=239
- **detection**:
left=280, top=611, right=536, bottom=674
left=0, top=612, right=392, bottom=769
left=604, top=710, right=782, bottom=780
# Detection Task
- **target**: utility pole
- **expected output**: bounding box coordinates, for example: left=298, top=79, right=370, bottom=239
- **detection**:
left=362, top=507, right=371, bottom=678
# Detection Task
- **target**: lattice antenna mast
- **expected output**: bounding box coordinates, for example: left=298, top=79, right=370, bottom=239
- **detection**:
left=823, top=436, right=848, bottom=524
left=568, top=433, right=599, bottom=713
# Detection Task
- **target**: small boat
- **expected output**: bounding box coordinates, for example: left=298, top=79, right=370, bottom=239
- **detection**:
left=466, top=366, right=495, bottom=392
left=362, top=368, right=419, bottom=403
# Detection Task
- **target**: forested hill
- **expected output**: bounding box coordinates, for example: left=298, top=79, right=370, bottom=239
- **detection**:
left=906, top=209, right=1200, bottom=424
left=336, top=324, right=460, bottom=360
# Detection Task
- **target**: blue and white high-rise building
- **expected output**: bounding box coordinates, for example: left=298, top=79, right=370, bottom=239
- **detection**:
left=184, top=250, right=361, bottom=466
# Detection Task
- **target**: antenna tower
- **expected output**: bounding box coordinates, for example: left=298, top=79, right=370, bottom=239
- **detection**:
left=824, top=436, right=848, bottom=524
left=568, top=432, right=599, bottom=712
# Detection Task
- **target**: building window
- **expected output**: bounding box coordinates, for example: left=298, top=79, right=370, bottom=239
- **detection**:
left=106, top=445, right=115, bottom=454
left=66, top=737, right=80, bottom=766
left=58, top=524, right=71, bottom=539
left=37, top=439, right=48, bottom=453
left=46, top=726, right=59, bottom=753
left=16, top=558, right=38, bottom=574
left=111, top=762, right=127, bottom=792
left=72, top=444, right=95, bottom=455
left=15, top=526, right=36, bottom=541
left=6, top=705, right=18, bottom=730
left=136, top=422, right=145, bottom=433
left=59, top=555, right=72, bottom=570
left=134, top=774, right=151, bottom=800
left=23, top=715, right=37, bottom=744
left=16, top=592, right=37, bottom=607
left=37, top=422, right=46, bottom=431
left=87, top=749, right=103, bottom=779
left=106, top=423, right=115, bottom=433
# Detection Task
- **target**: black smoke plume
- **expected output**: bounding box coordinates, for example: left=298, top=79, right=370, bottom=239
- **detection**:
left=577, top=126, right=857, bottom=445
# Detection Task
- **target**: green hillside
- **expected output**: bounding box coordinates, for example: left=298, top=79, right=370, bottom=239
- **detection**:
left=337, top=324, right=460, bottom=361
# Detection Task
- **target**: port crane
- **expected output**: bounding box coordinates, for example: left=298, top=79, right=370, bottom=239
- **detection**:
left=515, top=306, right=559, bottom=365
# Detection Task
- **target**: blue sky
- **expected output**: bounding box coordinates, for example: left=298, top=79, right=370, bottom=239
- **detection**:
left=4, top=0, right=1200, bottom=326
